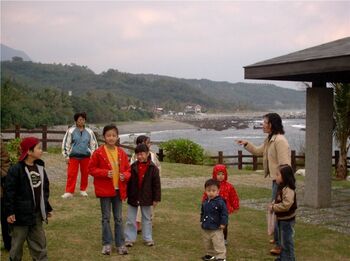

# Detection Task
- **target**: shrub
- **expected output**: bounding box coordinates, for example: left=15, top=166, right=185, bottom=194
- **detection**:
left=160, top=139, right=205, bottom=165
left=6, top=138, right=21, bottom=164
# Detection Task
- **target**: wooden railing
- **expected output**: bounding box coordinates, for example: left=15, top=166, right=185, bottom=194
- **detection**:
left=1, top=125, right=348, bottom=170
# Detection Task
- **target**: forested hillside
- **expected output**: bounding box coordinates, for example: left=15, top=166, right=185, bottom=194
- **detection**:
left=1, top=60, right=305, bottom=128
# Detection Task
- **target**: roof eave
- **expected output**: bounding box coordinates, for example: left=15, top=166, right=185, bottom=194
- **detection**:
left=244, top=55, right=350, bottom=83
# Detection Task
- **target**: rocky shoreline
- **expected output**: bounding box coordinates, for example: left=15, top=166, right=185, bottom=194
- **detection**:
left=165, top=111, right=305, bottom=131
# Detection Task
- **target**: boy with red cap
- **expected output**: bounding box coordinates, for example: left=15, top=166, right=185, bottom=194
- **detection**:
left=5, top=137, right=52, bottom=261
left=202, top=164, right=239, bottom=245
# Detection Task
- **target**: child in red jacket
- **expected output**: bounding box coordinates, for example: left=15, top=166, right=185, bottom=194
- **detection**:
left=203, top=164, right=239, bottom=245
left=88, top=124, right=131, bottom=256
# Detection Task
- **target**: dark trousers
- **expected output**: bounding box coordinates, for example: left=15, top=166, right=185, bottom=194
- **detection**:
left=223, top=224, right=228, bottom=240
left=1, top=197, right=11, bottom=250
left=272, top=180, right=280, bottom=247
left=277, top=219, right=295, bottom=261
left=9, top=212, right=47, bottom=261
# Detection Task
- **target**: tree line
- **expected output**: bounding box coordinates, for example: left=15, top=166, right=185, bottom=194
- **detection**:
left=1, top=79, right=153, bottom=129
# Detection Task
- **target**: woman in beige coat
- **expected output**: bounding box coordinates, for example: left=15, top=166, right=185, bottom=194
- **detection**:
left=236, top=113, right=291, bottom=256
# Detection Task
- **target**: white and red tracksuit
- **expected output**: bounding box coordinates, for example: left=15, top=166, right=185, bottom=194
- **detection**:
left=62, top=126, right=98, bottom=193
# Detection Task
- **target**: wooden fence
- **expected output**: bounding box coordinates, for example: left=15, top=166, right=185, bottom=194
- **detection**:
left=1, top=125, right=349, bottom=170
left=205, top=150, right=349, bottom=171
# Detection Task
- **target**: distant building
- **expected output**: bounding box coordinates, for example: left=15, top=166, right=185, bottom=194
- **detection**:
left=154, top=107, right=164, bottom=114
left=121, top=105, right=137, bottom=111
left=184, top=104, right=202, bottom=114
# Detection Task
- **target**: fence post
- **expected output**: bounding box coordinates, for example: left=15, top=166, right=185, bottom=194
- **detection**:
left=291, top=150, right=296, bottom=172
left=42, top=125, right=47, bottom=151
left=238, top=150, right=242, bottom=170
left=158, top=148, right=164, bottom=162
left=253, top=155, right=257, bottom=170
left=15, top=124, right=20, bottom=138
left=334, top=150, right=339, bottom=168
left=218, top=151, right=223, bottom=164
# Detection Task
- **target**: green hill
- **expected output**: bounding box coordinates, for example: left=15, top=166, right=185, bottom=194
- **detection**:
left=1, top=60, right=305, bottom=128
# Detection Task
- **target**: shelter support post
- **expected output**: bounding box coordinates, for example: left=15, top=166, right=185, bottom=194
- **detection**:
left=304, top=85, right=333, bottom=208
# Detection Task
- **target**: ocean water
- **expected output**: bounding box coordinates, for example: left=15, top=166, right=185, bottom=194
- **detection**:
left=120, top=119, right=308, bottom=155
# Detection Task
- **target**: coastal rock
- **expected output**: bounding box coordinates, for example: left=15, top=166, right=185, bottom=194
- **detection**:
left=295, top=169, right=306, bottom=176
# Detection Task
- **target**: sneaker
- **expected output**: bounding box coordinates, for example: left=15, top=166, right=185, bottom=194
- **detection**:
left=80, top=191, right=88, bottom=197
left=216, top=259, right=226, bottom=261
left=101, top=245, right=111, bottom=255
left=201, top=255, right=215, bottom=261
left=270, top=246, right=282, bottom=255
left=61, top=192, right=73, bottom=199
left=117, top=246, right=128, bottom=255
left=125, top=241, right=133, bottom=247
left=144, top=240, right=154, bottom=246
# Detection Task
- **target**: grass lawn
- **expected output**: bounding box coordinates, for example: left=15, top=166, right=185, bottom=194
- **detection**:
left=2, top=183, right=350, bottom=260
left=1, top=160, right=350, bottom=260
left=160, top=162, right=254, bottom=178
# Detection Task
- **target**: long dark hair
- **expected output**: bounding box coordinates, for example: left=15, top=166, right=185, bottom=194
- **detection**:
left=136, top=135, right=150, bottom=145
left=278, top=164, right=296, bottom=190
left=264, top=113, right=285, bottom=139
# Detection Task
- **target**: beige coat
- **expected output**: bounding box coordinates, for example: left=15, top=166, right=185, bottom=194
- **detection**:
left=272, top=187, right=297, bottom=220
left=245, top=134, right=291, bottom=180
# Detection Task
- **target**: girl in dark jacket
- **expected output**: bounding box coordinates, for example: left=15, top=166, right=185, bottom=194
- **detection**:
left=124, top=144, right=161, bottom=247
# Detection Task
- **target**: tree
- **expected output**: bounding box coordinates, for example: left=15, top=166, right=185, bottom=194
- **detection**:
left=332, top=83, right=350, bottom=179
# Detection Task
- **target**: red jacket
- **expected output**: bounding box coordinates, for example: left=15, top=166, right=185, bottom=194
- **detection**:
left=88, top=145, right=131, bottom=200
left=202, top=164, right=240, bottom=214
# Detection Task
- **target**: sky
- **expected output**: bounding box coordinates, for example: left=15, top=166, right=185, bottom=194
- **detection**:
left=1, top=1, right=350, bottom=89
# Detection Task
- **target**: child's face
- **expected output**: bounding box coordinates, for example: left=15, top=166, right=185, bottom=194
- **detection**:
left=136, top=152, right=149, bottom=162
left=217, top=171, right=225, bottom=182
left=143, top=138, right=151, bottom=149
left=276, top=170, right=283, bottom=185
left=104, top=129, right=118, bottom=146
left=28, top=143, right=43, bottom=160
left=205, top=185, right=219, bottom=199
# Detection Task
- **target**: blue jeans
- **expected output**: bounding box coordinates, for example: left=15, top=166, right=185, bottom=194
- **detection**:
left=125, top=205, right=152, bottom=242
left=278, top=219, right=295, bottom=261
left=99, top=190, right=125, bottom=247
left=272, top=180, right=280, bottom=247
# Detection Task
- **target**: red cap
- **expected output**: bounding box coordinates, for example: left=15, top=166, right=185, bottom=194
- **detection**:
left=19, top=137, right=40, bottom=161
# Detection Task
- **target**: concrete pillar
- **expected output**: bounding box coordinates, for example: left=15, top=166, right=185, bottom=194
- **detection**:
left=304, top=86, right=333, bottom=208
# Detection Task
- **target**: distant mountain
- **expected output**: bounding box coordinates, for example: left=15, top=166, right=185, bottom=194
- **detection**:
left=181, top=79, right=305, bottom=110
left=1, top=60, right=305, bottom=112
left=1, top=44, right=31, bottom=61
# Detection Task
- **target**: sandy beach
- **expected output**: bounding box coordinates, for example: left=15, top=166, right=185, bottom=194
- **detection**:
left=116, top=119, right=195, bottom=134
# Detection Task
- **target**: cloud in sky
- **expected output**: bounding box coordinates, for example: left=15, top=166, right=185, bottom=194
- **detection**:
left=1, top=1, right=349, bottom=89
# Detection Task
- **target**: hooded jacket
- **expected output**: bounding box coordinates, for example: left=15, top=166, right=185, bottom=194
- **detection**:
left=202, top=164, right=239, bottom=214
left=5, top=159, right=52, bottom=226
left=88, top=145, right=131, bottom=200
